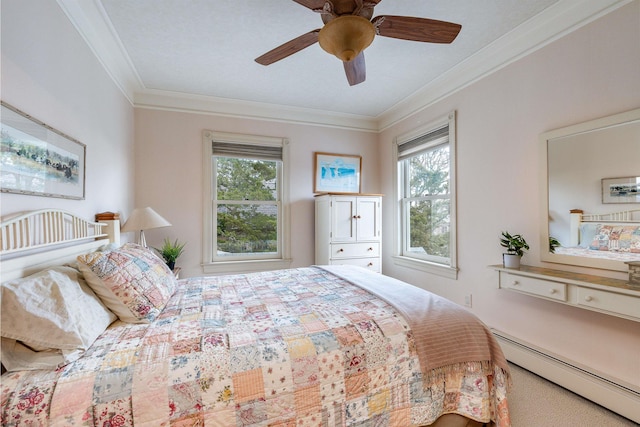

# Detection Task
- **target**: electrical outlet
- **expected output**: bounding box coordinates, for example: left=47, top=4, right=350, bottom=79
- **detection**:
left=464, top=294, right=472, bottom=308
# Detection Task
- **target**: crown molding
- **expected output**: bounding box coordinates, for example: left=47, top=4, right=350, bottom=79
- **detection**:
left=59, top=0, right=631, bottom=133
left=56, top=0, right=144, bottom=105
left=56, top=0, right=377, bottom=131
left=134, top=90, right=379, bottom=132
left=375, top=0, right=632, bottom=131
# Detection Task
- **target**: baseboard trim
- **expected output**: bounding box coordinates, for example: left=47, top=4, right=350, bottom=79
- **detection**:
left=492, top=329, right=640, bottom=423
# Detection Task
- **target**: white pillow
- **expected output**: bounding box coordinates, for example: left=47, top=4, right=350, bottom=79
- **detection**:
left=1, top=266, right=117, bottom=371
left=1, top=338, right=70, bottom=371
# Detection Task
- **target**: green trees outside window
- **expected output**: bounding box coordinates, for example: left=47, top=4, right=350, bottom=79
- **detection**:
left=404, top=144, right=450, bottom=260
left=215, top=157, right=279, bottom=256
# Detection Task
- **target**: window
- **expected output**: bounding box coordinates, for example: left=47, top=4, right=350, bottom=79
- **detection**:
left=394, top=111, right=457, bottom=278
left=202, top=131, right=291, bottom=274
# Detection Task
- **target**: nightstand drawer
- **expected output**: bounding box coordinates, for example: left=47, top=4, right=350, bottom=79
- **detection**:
left=330, top=242, right=380, bottom=259
left=329, top=257, right=380, bottom=272
left=576, top=287, right=640, bottom=320
left=502, top=273, right=567, bottom=302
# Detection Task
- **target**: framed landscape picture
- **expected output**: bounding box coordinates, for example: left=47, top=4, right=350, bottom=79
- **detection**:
left=602, top=176, right=640, bottom=204
left=1, top=102, right=85, bottom=199
left=314, top=152, right=361, bottom=194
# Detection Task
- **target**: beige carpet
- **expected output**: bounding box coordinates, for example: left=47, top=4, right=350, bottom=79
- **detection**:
left=507, top=363, right=638, bottom=426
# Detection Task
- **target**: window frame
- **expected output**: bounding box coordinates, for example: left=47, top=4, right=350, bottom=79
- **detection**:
left=392, top=111, right=458, bottom=279
left=202, top=131, right=291, bottom=274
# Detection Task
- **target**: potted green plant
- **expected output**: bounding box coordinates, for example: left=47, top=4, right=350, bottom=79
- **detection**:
left=500, top=231, right=529, bottom=268
left=549, top=236, right=561, bottom=254
left=154, top=238, right=186, bottom=270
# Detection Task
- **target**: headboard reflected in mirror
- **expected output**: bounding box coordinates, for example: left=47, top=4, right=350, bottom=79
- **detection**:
left=540, top=108, right=640, bottom=272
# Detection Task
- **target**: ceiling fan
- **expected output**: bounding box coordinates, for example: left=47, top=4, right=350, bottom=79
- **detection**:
left=255, top=0, right=462, bottom=86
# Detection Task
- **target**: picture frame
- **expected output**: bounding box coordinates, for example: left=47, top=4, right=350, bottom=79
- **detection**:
left=1, top=101, right=85, bottom=199
left=314, top=152, right=361, bottom=194
left=602, top=176, right=640, bottom=204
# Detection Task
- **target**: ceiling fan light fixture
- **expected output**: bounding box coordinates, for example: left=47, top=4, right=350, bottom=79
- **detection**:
left=318, top=15, right=375, bottom=62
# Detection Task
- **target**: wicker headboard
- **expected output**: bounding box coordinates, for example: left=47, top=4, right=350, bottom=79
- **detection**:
left=0, top=209, right=120, bottom=281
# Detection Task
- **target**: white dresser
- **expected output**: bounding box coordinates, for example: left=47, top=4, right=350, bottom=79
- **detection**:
left=493, top=265, right=640, bottom=322
left=315, top=194, right=382, bottom=273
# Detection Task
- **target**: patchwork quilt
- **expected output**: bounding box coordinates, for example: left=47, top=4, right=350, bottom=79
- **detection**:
left=1, top=267, right=510, bottom=426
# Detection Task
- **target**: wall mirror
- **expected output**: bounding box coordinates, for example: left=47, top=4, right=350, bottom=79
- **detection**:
left=540, top=108, right=640, bottom=272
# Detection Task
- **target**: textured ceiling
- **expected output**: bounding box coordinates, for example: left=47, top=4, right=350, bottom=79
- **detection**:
left=58, top=0, right=629, bottom=127
left=94, top=0, right=559, bottom=118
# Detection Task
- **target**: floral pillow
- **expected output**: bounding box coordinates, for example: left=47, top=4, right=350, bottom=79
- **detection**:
left=589, top=225, right=612, bottom=251
left=77, top=243, right=177, bottom=323
left=589, top=225, right=640, bottom=252
left=617, top=225, right=640, bottom=253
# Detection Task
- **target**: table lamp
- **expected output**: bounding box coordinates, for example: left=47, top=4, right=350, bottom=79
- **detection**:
left=121, top=207, right=171, bottom=247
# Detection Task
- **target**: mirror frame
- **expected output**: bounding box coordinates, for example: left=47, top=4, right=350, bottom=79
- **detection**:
left=540, top=107, right=640, bottom=272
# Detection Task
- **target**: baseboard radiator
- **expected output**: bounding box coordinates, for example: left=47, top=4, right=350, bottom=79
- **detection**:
left=492, top=330, right=640, bottom=423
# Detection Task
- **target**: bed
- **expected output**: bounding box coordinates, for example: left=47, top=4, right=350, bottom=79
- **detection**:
left=1, top=210, right=511, bottom=426
left=554, top=208, right=640, bottom=262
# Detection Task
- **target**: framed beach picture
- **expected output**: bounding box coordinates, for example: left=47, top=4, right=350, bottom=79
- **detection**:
left=1, top=101, right=85, bottom=199
left=314, top=152, right=361, bottom=194
left=602, top=176, right=640, bottom=204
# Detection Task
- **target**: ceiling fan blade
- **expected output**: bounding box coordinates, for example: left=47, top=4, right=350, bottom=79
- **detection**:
left=343, top=52, right=366, bottom=86
left=255, top=30, right=320, bottom=65
left=373, top=15, right=461, bottom=44
left=291, top=0, right=327, bottom=11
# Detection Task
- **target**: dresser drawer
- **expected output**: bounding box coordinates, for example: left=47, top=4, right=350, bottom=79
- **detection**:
left=329, top=257, right=380, bottom=272
left=330, top=242, right=380, bottom=259
left=502, top=273, right=567, bottom=302
left=576, top=287, right=640, bottom=320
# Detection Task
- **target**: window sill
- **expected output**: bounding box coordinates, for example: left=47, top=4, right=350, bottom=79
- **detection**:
left=202, top=258, right=292, bottom=275
left=392, top=256, right=458, bottom=279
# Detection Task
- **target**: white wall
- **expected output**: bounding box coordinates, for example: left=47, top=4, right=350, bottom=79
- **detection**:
left=133, top=108, right=379, bottom=277
left=0, top=0, right=134, bottom=220
left=378, top=2, right=640, bottom=386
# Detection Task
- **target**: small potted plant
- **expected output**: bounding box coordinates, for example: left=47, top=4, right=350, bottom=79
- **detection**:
left=154, top=238, right=186, bottom=270
left=549, top=236, right=561, bottom=253
left=500, top=231, right=529, bottom=269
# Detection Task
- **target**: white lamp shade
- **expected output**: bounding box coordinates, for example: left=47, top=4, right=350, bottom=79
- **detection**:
left=121, top=207, right=171, bottom=232
left=121, top=207, right=171, bottom=247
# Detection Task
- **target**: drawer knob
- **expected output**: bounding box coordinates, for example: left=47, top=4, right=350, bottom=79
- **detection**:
left=549, top=289, right=557, bottom=294
left=368, top=263, right=373, bottom=267
left=337, top=248, right=344, bottom=253
left=584, top=295, right=593, bottom=302
left=368, top=247, right=373, bottom=251
left=512, top=281, right=520, bottom=286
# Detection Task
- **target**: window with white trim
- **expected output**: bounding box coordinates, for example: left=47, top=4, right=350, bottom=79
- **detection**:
left=394, top=111, right=457, bottom=278
left=202, top=131, right=291, bottom=274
